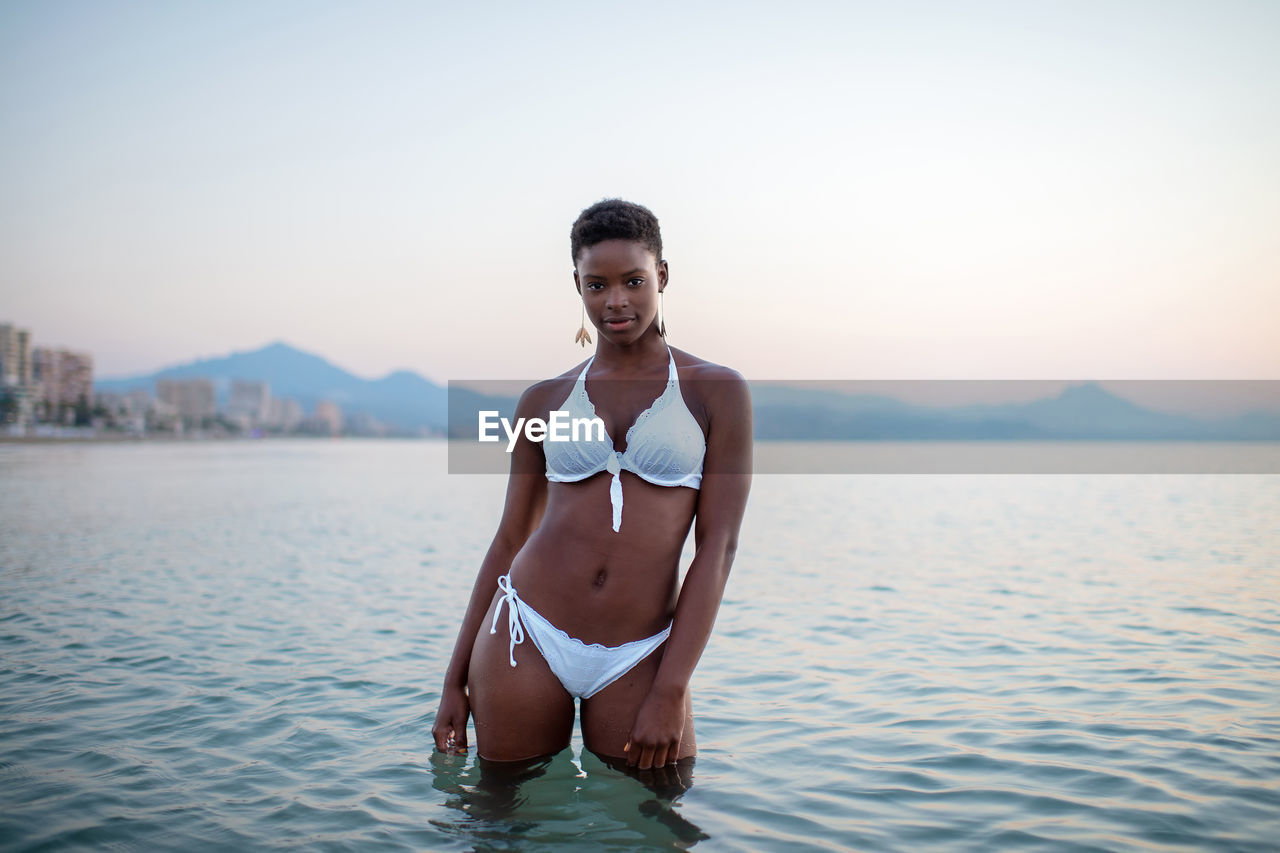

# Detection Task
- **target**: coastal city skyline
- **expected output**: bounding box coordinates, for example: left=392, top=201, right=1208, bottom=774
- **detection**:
left=3, top=2, right=1278, bottom=386
left=1, top=318, right=395, bottom=437
left=4, top=316, right=1278, bottom=443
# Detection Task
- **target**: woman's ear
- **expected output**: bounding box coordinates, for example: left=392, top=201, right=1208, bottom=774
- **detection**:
left=573, top=268, right=581, bottom=295
left=658, top=259, right=669, bottom=292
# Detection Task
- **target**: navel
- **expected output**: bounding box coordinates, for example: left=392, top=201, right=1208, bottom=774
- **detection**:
left=593, top=569, right=607, bottom=589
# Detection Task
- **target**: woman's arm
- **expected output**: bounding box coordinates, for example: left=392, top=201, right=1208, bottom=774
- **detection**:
left=431, top=386, right=550, bottom=754
left=625, top=367, right=753, bottom=769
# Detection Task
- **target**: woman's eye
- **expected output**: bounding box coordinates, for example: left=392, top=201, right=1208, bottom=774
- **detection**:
left=629, top=278, right=644, bottom=287
left=587, top=282, right=604, bottom=290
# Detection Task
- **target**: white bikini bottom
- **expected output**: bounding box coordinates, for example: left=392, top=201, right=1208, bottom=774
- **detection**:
left=489, top=573, right=672, bottom=699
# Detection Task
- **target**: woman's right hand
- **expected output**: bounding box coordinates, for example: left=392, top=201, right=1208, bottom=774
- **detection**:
left=431, top=684, right=470, bottom=754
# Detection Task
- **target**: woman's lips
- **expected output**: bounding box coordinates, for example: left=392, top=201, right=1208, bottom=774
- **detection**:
left=604, top=317, right=634, bottom=329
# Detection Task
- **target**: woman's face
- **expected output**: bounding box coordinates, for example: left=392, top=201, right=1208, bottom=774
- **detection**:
left=574, top=239, right=668, bottom=346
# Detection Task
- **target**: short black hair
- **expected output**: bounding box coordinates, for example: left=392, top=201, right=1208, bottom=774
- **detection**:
left=570, top=199, right=663, bottom=267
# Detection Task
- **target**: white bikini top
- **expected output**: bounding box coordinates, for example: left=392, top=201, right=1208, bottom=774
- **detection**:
left=544, top=348, right=705, bottom=532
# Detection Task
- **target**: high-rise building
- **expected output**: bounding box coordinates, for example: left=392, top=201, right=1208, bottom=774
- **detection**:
left=345, top=411, right=386, bottom=437
left=314, top=400, right=343, bottom=435
left=0, top=323, right=33, bottom=387
left=33, top=347, right=94, bottom=410
left=156, top=378, right=216, bottom=425
left=95, top=389, right=151, bottom=434
left=227, top=379, right=271, bottom=424
left=265, top=397, right=302, bottom=431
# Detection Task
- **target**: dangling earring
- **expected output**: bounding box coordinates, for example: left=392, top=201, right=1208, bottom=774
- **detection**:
left=574, top=302, right=592, bottom=347
left=657, top=290, right=667, bottom=338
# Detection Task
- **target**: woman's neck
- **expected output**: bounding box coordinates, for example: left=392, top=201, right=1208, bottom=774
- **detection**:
left=591, top=333, right=670, bottom=374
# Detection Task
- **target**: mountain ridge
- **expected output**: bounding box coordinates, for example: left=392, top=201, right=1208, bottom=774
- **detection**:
left=95, top=344, right=1280, bottom=438
left=95, top=341, right=447, bottom=430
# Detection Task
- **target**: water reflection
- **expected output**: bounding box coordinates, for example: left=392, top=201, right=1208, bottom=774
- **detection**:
left=428, top=748, right=707, bottom=849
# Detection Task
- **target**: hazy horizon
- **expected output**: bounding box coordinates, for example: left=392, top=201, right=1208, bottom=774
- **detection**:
left=86, top=338, right=1280, bottom=418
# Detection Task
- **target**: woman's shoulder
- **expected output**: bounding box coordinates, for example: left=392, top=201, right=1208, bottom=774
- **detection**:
left=669, top=347, right=750, bottom=420
left=669, top=346, right=747, bottom=385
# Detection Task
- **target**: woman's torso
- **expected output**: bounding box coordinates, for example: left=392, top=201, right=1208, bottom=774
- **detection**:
left=508, top=350, right=708, bottom=645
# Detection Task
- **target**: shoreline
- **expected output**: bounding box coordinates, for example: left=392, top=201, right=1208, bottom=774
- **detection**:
left=0, top=434, right=432, bottom=445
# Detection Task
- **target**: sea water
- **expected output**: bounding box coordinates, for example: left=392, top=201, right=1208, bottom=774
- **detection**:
left=1, top=440, right=1277, bottom=850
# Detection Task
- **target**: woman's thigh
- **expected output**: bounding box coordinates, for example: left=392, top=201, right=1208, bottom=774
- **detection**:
left=468, top=593, right=575, bottom=761
left=578, top=644, right=696, bottom=762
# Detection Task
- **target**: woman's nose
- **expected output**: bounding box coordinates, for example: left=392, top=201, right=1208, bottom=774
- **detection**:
left=605, top=286, right=628, bottom=309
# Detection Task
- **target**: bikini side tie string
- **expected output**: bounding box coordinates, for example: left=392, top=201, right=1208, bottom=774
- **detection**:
left=489, top=574, right=525, bottom=667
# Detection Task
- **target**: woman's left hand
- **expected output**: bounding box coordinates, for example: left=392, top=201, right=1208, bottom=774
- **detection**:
left=625, top=684, right=687, bottom=769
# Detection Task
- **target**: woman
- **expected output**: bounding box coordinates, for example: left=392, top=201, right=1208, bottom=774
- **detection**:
left=432, top=199, right=752, bottom=770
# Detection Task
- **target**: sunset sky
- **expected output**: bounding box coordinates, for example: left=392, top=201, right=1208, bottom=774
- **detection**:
left=2, top=0, right=1277, bottom=385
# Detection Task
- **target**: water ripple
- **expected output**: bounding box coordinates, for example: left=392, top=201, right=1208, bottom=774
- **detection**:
left=2, top=443, right=1279, bottom=850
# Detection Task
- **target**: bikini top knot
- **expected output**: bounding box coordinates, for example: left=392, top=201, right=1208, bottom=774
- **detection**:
left=544, top=348, right=705, bottom=532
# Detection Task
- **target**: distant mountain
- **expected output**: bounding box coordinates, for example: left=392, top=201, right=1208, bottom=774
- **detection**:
left=946, top=383, right=1213, bottom=438
left=95, top=341, right=447, bottom=431
left=97, top=345, right=1280, bottom=440
left=750, top=384, right=1035, bottom=439
left=748, top=381, right=1280, bottom=440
